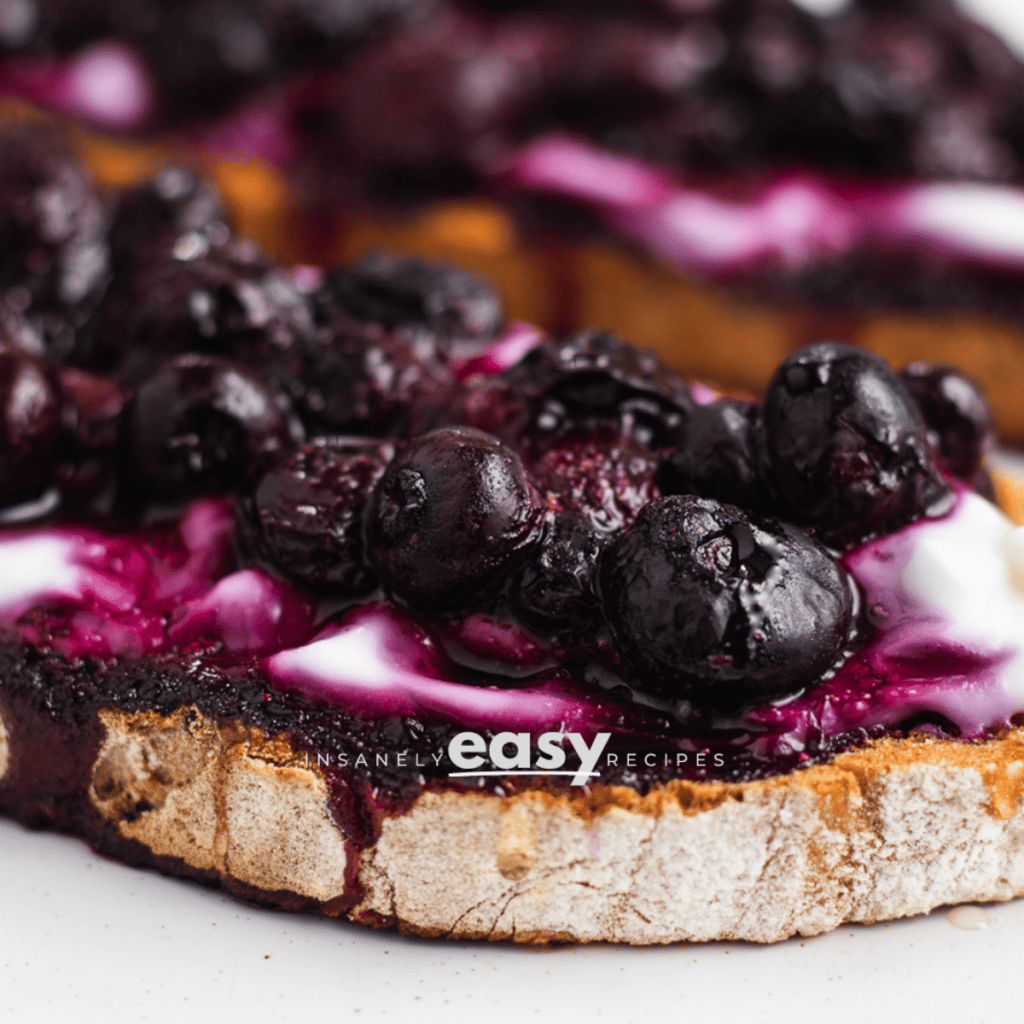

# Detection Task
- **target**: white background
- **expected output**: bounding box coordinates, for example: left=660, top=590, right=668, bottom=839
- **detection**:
left=7, top=1, right=1024, bottom=1021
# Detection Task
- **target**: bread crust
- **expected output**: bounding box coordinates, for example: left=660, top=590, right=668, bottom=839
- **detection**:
left=4, top=700, right=1022, bottom=945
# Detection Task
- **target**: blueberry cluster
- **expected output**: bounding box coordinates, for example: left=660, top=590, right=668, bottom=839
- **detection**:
left=658, top=343, right=987, bottom=549
left=10, top=1, right=1024, bottom=196
left=0, top=123, right=504, bottom=520
left=0, top=124, right=998, bottom=718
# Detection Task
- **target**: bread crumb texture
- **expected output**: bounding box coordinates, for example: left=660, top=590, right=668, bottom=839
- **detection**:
left=82, top=708, right=1024, bottom=944
left=90, top=707, right=350, bottom=902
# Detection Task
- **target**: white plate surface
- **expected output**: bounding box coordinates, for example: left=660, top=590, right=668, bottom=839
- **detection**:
left=2, top=815, right=1023, bottom=1024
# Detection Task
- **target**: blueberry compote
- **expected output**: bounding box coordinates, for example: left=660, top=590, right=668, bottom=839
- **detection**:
left=0, top=135, right=1013, bottom=838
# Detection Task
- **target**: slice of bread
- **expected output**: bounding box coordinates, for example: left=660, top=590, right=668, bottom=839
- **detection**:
left=4, top=681, right=1024, bottom=945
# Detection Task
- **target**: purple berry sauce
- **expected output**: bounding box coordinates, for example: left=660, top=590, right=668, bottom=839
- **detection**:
left=0, top=481, right=1017, bottom=790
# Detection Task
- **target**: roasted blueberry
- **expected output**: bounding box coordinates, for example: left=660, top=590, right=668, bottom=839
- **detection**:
left=111, top=239, right=315, bottom=384
left=500, top=330, right=694, bottom=452
left=0, top=123, right=109, bottom=361
left=247, top=436, right=395, bottom=595
left=132, top=0, right=274, bottom=121
left=321, top=251, right=502, bottom=356
left=763, top=343, right=952, bottom=546
left=261, top=0, right=420, bottom=70
left=602, top=495, right=854, bottom=709
left=315, top=8, right=560, bottom=196
left=509, top=512, right=603, bottom=636
left=0, top=349, right=62, bottom=505
left=658, top=399, right=770, bottom=512
left=531, top=431, right=658, bottom=535
left=109, top=166, right=232, bottom=275
left=273, top=307, right=456, bottom=437
left=369, top=426, right=542, bottom=611
left=898, top=362, right=994, bottom=481
left=124, top=354, right=302, bottom=500
left=55, top=366, right=130, bottom=514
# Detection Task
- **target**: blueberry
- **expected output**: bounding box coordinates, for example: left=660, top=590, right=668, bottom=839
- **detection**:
left=321, top=251, right=502, bottom=356
left=55, top=366, right=129, bottom=514
left=0, top=348, right=62, bottom=504
left=124, top=354, right=302, bottom=500
left=501, top=330, right=694, bottom=452
left=658, top=399, right=770, bottom=512
left=0, top=123, right=109, bottom=362
left=261, top=0, right=420, bottom=70
left=531, top=431, right=659, bottom=535
left=369, top=426, right=542, bottom=611
left=763, top=342, right=952, bottom=546
left=314, top=8, right=558, bottom=195
left=246, top=436, right=395, bottom=595
left=898, top=362, right=994, bottom=481
left=110, top=239, right=315, bottom=384
left=602, top=495, right=854, bottom=709
left=133, top=0, right=274, bottom=121
left=109, top=165, right=232, bottom=275
left=274, top=307, right=456, bottom=438
left=509, top=512, right=603, bottom=637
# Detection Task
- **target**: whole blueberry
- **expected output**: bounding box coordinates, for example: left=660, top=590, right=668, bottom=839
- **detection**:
left=273, top=312, right=456, bottom=438
left=247, top=436, right=395, bottom=595
left=369, top=426, right=542, bottom=611
left=509, top=512, right=603, bottom=637
left=602, top=495, right=853, bottom=709
left=658, top=399, right=770, bottom=512
left=501, top=330, right=694, bottom=452
left=109, top=165, right=232, bottom=275
left=0, top=349, right=62, bottom=504
left=898, top=362, right=994, bottom=481
left=763, top=343, right=952, bottom=545
left=55, top=365, right=130, bottom=515
left=125, top=354, right=302, bottom=500
left=321, top=251, right=502, bottom=355
left=0, top=123, right=109, bottom=361
left=133, top=0, right=274, bottom=120
left=111, top=239, right=315, bottom=384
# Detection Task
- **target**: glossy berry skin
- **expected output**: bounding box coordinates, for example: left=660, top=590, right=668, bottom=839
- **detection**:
left=602, top=495, right=853, bottom=709
left=898, top=362, right=994, bottom=480
left=55, top=366, right=130, bottom=515
left=369, top=427, right=542, bottom=612
left=277, top=308, right=457, bottom=438
left=322, top=251, right=502, bottom=354
left=0, top=123, right=109, bottom=362
left=125, top=354, right=302, bottom=501
left=0, top=349, right=62, bottom=505
left=501, top=330, right=694, bottom=452
left=509, top=512, right=603, bottom=637
left=109, top=165, right=232, bottom=274
left=763, top=343, right=952, bottom=546
left=113, top=240, right=315, bottom=385
left=247, top=436, right=395, bottom=596
left=658, top=399, right=770, bottom=513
